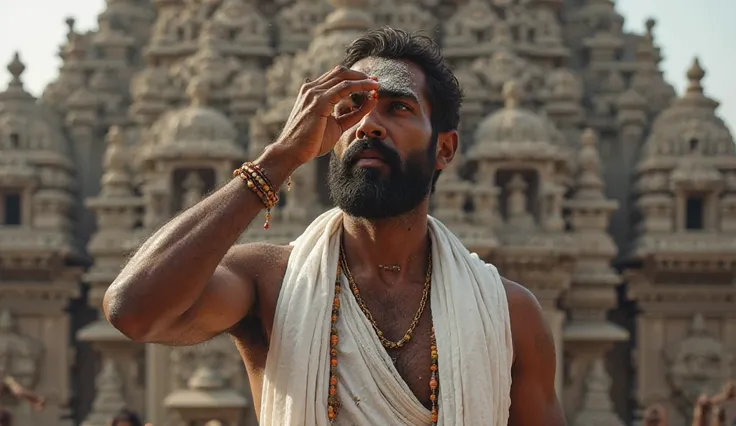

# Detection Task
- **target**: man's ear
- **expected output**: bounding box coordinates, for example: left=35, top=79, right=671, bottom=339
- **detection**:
left=435, top=130, right=458, bottom=171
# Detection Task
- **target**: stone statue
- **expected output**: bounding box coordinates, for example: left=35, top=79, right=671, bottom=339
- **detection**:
left=181, top=172, right=205, bottom=211
left=667, top=314, right=734, bottom=417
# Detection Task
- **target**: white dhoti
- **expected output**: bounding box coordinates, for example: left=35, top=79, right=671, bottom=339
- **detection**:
left=259, top=208, right=513, bottom=425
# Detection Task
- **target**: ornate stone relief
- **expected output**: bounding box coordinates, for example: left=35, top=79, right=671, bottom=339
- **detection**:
left=370, top=0, right=437, bottom=34
left=665, top=314, right=733, bottom=416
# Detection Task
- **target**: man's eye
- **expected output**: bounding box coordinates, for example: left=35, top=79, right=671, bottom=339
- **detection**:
left=390, top=102, right=411, bottom=112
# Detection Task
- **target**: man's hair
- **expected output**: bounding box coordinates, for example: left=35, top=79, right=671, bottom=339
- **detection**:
left=341, top=27, right=463, bottom=192
left=108, top=408, right=143, bottom=426
left=341, top=27, right=462, bottom=132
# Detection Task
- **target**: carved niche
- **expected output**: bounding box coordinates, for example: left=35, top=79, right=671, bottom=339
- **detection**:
left=665, top=314, right=734, bottom=416
left=0, top=310, right=44, bottom=391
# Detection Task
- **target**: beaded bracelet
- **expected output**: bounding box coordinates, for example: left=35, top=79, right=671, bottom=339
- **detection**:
left=233, top=162, right=279, bottom=229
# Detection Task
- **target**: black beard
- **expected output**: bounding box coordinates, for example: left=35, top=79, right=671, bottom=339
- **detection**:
left=327, top=136, right=437, bottom=219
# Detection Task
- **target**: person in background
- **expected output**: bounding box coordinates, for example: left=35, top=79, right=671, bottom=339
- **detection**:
left=108, top=408, right=144, bottom=426
left=0, top=374, right=45, bottom=426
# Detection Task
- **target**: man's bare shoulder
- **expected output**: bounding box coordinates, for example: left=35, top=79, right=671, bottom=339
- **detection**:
left=500, top=277, right=540, bottom=314
left=500, top=277, right=548, bottom=364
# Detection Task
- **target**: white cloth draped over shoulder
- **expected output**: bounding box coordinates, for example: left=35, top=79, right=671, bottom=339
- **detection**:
left=259, top=208, right=513, bottom=426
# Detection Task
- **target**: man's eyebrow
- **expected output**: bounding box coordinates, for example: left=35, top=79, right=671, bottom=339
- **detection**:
left=377, top=88, right=420, bottom=104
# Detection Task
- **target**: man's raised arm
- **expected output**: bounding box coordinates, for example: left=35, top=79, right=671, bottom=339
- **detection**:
left=103, top=145, right=299, bottom=345
left=103, top=66, right=379, bottom=346
left=505, top=279, right=567, bottom=426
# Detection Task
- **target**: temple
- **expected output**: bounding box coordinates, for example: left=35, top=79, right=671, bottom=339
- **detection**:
left=0, top=1, right=734, bottom=425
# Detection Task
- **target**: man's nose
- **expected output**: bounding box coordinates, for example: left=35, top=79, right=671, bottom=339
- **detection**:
left=355, top=111, right=386, bottom=140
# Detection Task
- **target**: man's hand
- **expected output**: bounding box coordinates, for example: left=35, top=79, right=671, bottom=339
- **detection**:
left=276, top=65, right=379, bottom=165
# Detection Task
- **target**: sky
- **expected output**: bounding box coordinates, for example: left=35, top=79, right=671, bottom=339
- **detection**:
left=0, top=0, right=734, bottom=132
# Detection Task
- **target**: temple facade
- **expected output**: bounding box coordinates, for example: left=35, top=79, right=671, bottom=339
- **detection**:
left=0, top=0, right=734, bottom=425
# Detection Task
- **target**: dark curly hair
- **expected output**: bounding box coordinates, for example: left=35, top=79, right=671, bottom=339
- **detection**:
left=341, top=27, right=463, bottom=192
left=341, top=27, right=463, bottom=133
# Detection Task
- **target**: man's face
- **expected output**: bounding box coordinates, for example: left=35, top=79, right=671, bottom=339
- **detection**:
left=328, top=57, right=438, bottom=219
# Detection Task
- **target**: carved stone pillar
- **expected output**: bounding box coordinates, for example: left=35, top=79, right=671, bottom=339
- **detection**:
left=81, top=125, right=146, bottom=423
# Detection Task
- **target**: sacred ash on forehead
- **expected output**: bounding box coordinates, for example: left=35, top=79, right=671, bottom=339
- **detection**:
left=360, top=58, right=419, bottom=101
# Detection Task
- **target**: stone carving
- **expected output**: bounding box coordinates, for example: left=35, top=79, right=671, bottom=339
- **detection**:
left=472, top=48, right=544, bottom=97
left=212, top=0, right=271, bottom=48
left=0, top=310, right=43, bottom=390
left=666, top=314, right=733, bottom=416
left=532, top=8, right=563, bottom=47
left=544, top=69, right=583, bottom=103
left=443, top=0, right=499, bottom=49
left=174, top=26, right=238, bottom=91
left=371, top=0, right=437, bottom=34
left=276, top=0, right=333, bottom=52
left=506, top=173, right=534, bottom=229
left=181, top=171, right=205, bottom=211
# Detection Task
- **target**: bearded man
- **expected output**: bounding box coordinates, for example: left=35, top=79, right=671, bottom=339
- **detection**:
left=104, top=27, right=566, bottom=426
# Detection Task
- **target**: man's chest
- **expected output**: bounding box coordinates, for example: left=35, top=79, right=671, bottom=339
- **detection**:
left=354, top=285, right=435, bottom=409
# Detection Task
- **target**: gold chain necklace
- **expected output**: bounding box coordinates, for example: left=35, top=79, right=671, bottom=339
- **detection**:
left=328, top=246, right=440, bottom=425
left=338, top=243, right=432, bottom=349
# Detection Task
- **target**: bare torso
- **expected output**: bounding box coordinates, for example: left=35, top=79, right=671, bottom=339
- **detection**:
left=227, top=244, right=438, bottom=419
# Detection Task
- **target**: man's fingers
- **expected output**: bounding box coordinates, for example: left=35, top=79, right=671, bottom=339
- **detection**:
left=323, top=79, right=379, bottom=106
left=307, top=67, right=373, bottom=92
left=336, top=91, right=378, bottom=129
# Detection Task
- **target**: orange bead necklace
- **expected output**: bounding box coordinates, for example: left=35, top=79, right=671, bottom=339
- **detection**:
left=327, top=245, right=439, bottom=425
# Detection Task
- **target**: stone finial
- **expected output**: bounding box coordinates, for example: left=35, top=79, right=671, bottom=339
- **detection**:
left=65, top=17, right=76, bottom=35
left=186, top=77, right=210, bottom=107
left=86, top=358, right=126, bottom=421
left=101, top=125, right=133, bottom=197
left=574, top=128, right=605, bottom=200
left=645, top=18, right=656, bottom=36
left=6, top=52, right=25, bottom=89
left=686, top=57, right=706, bottom=96
left=103, top=126, right=126, bottom=169
left=573, top=359, right=625, bottom=426
left=502, top=80, right=522, bottom=109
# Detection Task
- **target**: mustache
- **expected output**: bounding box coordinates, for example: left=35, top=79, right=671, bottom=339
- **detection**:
left=342, top=138, right=402, bottom=168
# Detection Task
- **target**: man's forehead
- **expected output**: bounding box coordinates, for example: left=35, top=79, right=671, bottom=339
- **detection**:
left=351, top=57, right=424, bottom=102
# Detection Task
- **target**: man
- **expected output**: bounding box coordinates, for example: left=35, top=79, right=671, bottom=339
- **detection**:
left=104, top=28, right=565, bottom=425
